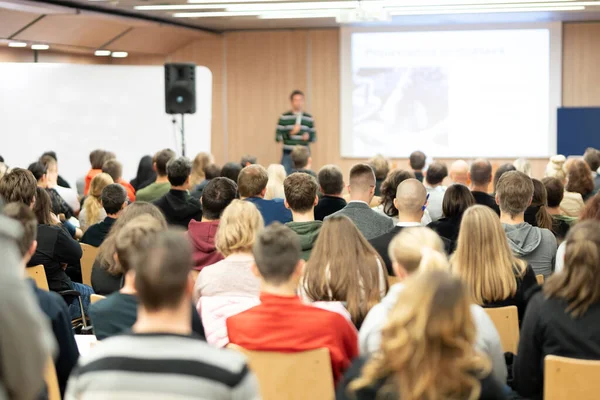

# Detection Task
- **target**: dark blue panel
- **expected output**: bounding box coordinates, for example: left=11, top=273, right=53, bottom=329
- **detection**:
left=557, top=107, right=600, bottom=157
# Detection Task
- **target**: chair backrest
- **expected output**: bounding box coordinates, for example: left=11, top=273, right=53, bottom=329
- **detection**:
left=536, top=274, right=545, bottom=285
left=26, top=265, right=49, bottom=291
left=45, top=358, right=61, bottom=400
left=228, top=345, right=334, bottom=400
left=90, top=294, right=106, bottom=304
left=484, top=306, right=520, bottom=354
left=545, top=355, right=600, bottom=400
left=80, top=243, right=99, bottom=286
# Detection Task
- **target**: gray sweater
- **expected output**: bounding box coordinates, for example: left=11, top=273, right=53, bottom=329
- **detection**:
left=327, top=201, right=394, bottom=240
left=503, top=222, right=557, bottom=278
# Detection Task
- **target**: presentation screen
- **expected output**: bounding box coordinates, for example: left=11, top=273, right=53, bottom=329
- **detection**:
left=340, top=24, right=561, bottom=158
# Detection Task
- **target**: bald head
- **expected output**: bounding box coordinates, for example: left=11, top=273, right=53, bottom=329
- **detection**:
left=449, top=160, right=469, bottom=185
left=394, top=178, right=427, bottom=221
left=469, top=159, right=492, bottom=188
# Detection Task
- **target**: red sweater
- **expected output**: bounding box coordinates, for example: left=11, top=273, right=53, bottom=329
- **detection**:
left=84, top=169, right=102, bottom=196
left=226, top=293, right=358, bottom=382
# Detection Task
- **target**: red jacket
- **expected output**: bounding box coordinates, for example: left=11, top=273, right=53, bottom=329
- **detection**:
left=118, top=179, right=136, bottom=202
left=84, top=169, right=102, bottom=196
left=187, top=220, right=224, bottom=271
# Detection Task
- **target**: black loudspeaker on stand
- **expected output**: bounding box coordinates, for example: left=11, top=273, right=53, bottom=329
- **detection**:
left=165, top=63, right=196, bottom=156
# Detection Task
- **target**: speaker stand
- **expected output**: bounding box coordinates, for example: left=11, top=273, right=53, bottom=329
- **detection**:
left=180, top=113, right=186, bottom=157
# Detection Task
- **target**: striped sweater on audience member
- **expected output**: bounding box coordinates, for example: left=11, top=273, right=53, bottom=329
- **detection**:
left=275, top=111, right=316, bottom=150
left=65, top=332, right=260, bottom=400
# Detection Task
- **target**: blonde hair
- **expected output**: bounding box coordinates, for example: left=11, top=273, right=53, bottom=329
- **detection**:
left=264, top=164, right=286, bottom=200
left=451, top=205, right=527, bottom=305
left=82, top=172, right=113, bottom=229
left=215, top=200, right=264, bottom=257
left=388, top=227, right=448, bottom=275
left=513, top=158, right=532, bottom=177
left=545, top=155, right=567, bottom=182
left=190, top=152, right=212, bottom=187
left=349, top=270, right=490, bottom=400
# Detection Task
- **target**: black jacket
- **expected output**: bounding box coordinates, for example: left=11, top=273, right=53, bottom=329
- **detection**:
left=80, top=217, right=116, bottom=247
left=91, top=259, right=122, bottom=296
left=472, top=191, right=500, bottom=215
left=427, top=217, right=462, bottom=253
left=483, top=265, right=538, bottom=322
left=315, top=195, right=347, bottom=221
left=153, top=189, right=202, bottom=228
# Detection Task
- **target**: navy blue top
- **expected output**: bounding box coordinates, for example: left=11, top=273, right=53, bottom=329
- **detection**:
left=245, top=197, right=292, bottom=226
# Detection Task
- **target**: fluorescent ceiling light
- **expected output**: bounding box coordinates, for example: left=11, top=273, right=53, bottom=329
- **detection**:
left=136, top=4, right=233, bottom=10
left=174, top=10, right=262, bottom=17
left=188, top=0, right=288, bottom=2
left=31, top=44, right=49, bottom=50
left=94, top=50, right=111, bottom=56
left=227, top=1, right=358, bottom=11
left=378, top=0, right=577, bottom=5
left=389, top=5, right=584, bottom=14
left=8, top=42, right=27, bottom=47
left=111, top=51, right=128, bottom=58
left=259, top=10, right=340, bottom=18
left=387, top=1, right=598, bottom=10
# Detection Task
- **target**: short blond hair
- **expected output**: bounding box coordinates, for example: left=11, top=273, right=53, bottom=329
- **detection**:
left=388, top=227, right=447, bottom=274
left=216, top=200, right=264, bottom=256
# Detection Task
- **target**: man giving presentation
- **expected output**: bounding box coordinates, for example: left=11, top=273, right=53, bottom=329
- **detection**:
left=276, top=90, right=316, bottom=175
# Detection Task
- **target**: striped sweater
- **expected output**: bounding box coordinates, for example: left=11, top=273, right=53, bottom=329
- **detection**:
left=275, top=111, right=316, bottom=150
left=65, top=332, right=259, bottom=400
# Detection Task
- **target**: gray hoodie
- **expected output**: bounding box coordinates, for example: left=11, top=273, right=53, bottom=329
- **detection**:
left=503, top=222, right=557, bottom=278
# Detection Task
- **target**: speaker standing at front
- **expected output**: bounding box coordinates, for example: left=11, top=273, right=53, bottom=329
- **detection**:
left=165, top=63, right=196, bottom=115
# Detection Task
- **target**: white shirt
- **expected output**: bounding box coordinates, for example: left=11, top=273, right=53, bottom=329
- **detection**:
left=396, top=222, right=421, bottom=227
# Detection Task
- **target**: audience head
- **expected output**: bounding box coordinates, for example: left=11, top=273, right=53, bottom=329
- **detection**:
left=33, top=187, right=56, bottom=225
left=424, top=162, right=448, bottom=187
left=200, top=177, right=237, bottom=220
left=284, top=173, right=318, bottom=214
left=89, top=149, right=108, bottom=170
left=531, top=179, right=553, bottom=230
left=542, top=177, right=564, bottom=209
left=369, top=154, right=390, bottom=181
left=388, top=227, right=448, bottom=279
left=513, top=158, right=532, bottom=177
left=83, top=173, right=114, bottom=227
left=41, top=151, right=57, bottom=162
left=566, top=158, right=594, bottom=197
left=348, top=163, right=377, bottom=202
left=317, top=164, right=344, bottom=196
left=409, top=150, right=427, bottom=171
left=290, top=146, right=311, bottom=170
left=216, top=199, right=264, bottom=257
left=153, top=149, right=176, bottom=177
left=253, top=222, right=302, bottom=286
left=0, top=162, right=7, bottom=180
left=442, top=184, right=475, bottom=220
left=394, top=178, right=427, bottom=222
left=204, top=163, right=222, bottom=180
left=379, top=169, right=415, bottom=217
left=39, top=155, right=59, bottom=186
left=495, top=171, right=533, bottom=218
left=166, top=157, right=192, bottom=188
left=290, top=89, right=304, bottom=111
left=3, top=202, right=37, bottom=263
left=89, top=173, right=114, bottom=198
left=493, top=163, right=517, bottom=193
left=237, top=164, right=268, bottom=199
left=0, top=168, right=37, bottom=206
left=101, top=184, right=128, bottom=216
left=469, top=159, right=492, bottom=189
left=449, top=160, right=469, bottom=185
left=133, top=155, right=155, bottom=187
left=221, top=162, right=243, bottom=183
left=583, top=147, right=600, bottom=173
left=115, top=215, right=166, bottom=275
left=545, top=155, right=567, bottom=183
left=102, top=159, right=123, bottom=182
left=264, top=164, right=286, bottom=200
left=545, top=220, right=600, bottom=317
left=27, top=162, right=48, bottom=187
left=190, top=152, right=212, bottom=186
left=240, top=154, right=257, bottom=168
left=580, top=193, right=600, bottom=221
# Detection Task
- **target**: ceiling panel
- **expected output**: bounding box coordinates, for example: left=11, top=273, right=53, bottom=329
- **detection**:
left=107, top=26, right=205, bottom=54
left=0, top=9, right=42, bottom=38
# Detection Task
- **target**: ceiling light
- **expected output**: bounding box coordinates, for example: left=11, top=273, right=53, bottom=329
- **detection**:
left=94, top=50, right=111, bottom=56
left=378, top=0, right=577, bottom=5
left=136, top=4, right=232, bottom=10
left=111, top=51, right=128, bottom=58
left=388, top=5, right=584, bottom=15
left=173, top=10, right=262, bottom=17
left=31, top=44, right=49, bottom=50
left=386, top=1, right=596, bottom=11
left=227, top=1, right=358, bottom=11
left=258, top=11, right=339, bottom=18
left=8, top=42, right=27, bottom=47
left=188, top=0, right=296, bottom=3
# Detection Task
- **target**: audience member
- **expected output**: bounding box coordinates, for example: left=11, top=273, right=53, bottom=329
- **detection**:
left=84, top=149, right=113, bottom=195
left=221, top=161, right=243, bottom=183
left=227, top=223, right=358, bottom=382
left=452, top=205, right=538, bottom=321
left=188, top=177, right=237, bottom=271
left=542, top=176, right=575, bottom=242
left=89, top=216, right=204, bottom=340
left=154, top=156, right=202, bottom=227
left=264, top=163, right=286, bottom=200
left=28, top=161, right=73, bottom=219
left=136, top=148, right=175, bottom=202
left=240, top=154, right=257, bottom=168
left=449, top=159, right=470, bottom=185
left=102, top=158, right=136, bottom=202
left=469, top=158, right=500, bottom=214
left=81, top=184, right=128, bottom=247
left=428, top=184, right=475, bottom=250
left=238, top=164, right=292, bottom=225
left=338, top=270, right=506, bottom=400
left=423, top=161, right=447, bottom=221
left=40, top=154, right=80, bottom=214
left=79, top=173, right=113, bottom=232
left=284, top=173, right=321, bottom=260
left=302, top=215, right=386, bottom=328
left=566, top=158, right=595, bottom=202
left=290, top=145, right=316, bottom=177
left=4, top=203, right=79, bottom=395
left=409, top=150, right=426, bottom=182
left=584, top=147, right=600, bottom=193
left=194, top=200, right=263, bottom=346
left=315, top=164, right=347, bottom=221
left=41, top=151, right=70, bottom=188
left=492, top=163, right=516, bottom=194
left=0, top=159, right=7, bottom=180
left=328, top=163, right=394, bottom=240
left=513, top=157, right=532, bottom=177
left=91, top=203, right=166, bottom=295
left=191, top=162, right=221, bottom=199
left=545, top=155, right=584, bottom=217
left=68, top=231, right=256, bottom=399
left=514, top=221, right=600, bottom=400
left=129, top=155, right=155, bottom=192
left=360, top=227, right=507, bottom=384
left=496, top=171, right=557, bottom=278
left=369, top=154, right=389, bottom=195
left=190, top=152, right=212, bottom=187
left=524, top=179, right=554, bottom=231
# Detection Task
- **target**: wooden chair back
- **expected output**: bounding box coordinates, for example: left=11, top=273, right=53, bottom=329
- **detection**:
left=228, top=345, right=334, bottom=400
left=80, top=243, right=99, bottom=286
left=484, top=306, right=520, bottom=354
left=45, top=358, right=61, bottom=400
left=26, top=265, right=49, bottom=291
left=536, top=274, right=545, bottom=285
left=90, top=294, right=106, bottom=304
left=545, top=355, right=600, bottom=400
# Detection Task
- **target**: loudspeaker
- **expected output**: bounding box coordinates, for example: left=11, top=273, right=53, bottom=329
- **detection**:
left=164, top=63, right=196, bottom=114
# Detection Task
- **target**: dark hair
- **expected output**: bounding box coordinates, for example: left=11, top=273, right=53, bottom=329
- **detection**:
left=136, top=231, right=193, bottom=311
left=89, top=149, right=107, bottom=169
left=469, top=159, right=492, bottom=186
left=442, top=184, right=475, bottom=219
left=102, top=159, right=123, bottom=181
left=318, top=164, right=344, bottom=195
left=0, top=168, right=37, bottom=205
left=221, top=162, right=243, bottom=183
left=290, top=90, right=304, bottom=101
left=580, top=194, right=600, bottom=221
left=240, top=154, right=257, bottom=167
left=493, top=163, right=517, bottom=193
left=201, top=177, right=237, bottom=220
left=3, top=202, right=37, bottom=257
left=101, top=184, right=127, bottom=215
left=425, top=162, right=448, bottom=186
left=27, top=162, right=47, bottom=182
left=542, top=177, right=564, bottom=208
left=33, top=187, right=55, bottom=225
left=566, top=159, right=594, bottom=197
left=291, top=146, right=310, bottom=169
left=253, top=222, right=301, bottom=285
left=284, top=173, right=318, bottom=213
left=41, top=151, right=57, bottom=161
left=238, top=165, right=268, bottom=198
left=204, top=163, right=221, bottom=180
left=584, top=148, right=600, bottom=172
left=153, top=149, right=176, bottom=176
left=349, top=163, right=377, bottom=192
left=531, top=179, right=553, bottom=230
left=132, top=156, right=156, bottom=191
left=166, top=157, right=192, bottom=187
left=409, top=151, right=426, bottom=170
left=380, top=169, right=416, bottom=217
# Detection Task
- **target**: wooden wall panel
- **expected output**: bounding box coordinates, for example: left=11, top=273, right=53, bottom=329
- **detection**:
left=0, top=9, right=41, bottom=38
left=563, top=22, right=600, bottom=107
left=0, top=47, right=34, bottom=62
left=108, top=26, right=201, bottom=55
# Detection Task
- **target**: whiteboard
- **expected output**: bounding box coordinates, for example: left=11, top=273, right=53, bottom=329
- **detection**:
left=0, top=63, right=212, bottom=187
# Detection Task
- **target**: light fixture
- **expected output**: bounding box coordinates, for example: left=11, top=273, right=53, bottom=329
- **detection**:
left=136, top=3, right=232, bottom=10
left=94, top=50, right=111, bottom=56
left=388, top=5, right=584, bottom=15
left=111, top=51, right=128, bottom=58
left=31, top=44, right=49, bottom=50
left=226, top=1, right=358, bottom=11
left=258, top=11, right=339, bottom=18
left=8, top=42, right=27, bottom=47
left=174, top=10, right=262, bottom=17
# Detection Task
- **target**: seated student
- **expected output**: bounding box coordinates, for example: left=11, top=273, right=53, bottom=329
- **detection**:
left=4, top=203, right=79, bottom=396
left=81, top=184, right=128, bottom=247
left=28, top=161, right=73, bottom=219
left=194, top=200, right=263, bottom=347
left=221, top=161, right=243, bottom=183
left=41, top=151, right=70, bottom=188
left=428, top=184, right=476, bottom=250
left=238, top=164, right=292, bottom=225
left=470, top=158, right=500, bottom=215
left=409, top=150, right=426, bottom=182
left=40, top=154, right=80, bottom=214
left=424, top=161, right=447, bottom=222
left=129, top=155, right=155, bottom=192
left=84, top=149, right=113, bottom=196
left=368, top=154, right=389, bottom=196
left=154, top=156, right=202, bottom=228
left=191, top=163, right=221, bottom=200
left=545, top=155, right=584, bottom=217
left=492, top=163, right=516, bottom=194
left=542, top=177, right=576, bottom=243
left=301, top=215, right=386, bottom=328
left=567, top=158, right=595, bottom=202
left=90, top=216, right=205, bottom=340
left=102, top=158, right=136, bottom=202
left=339, top=270, right=507, bottom=400
left=315, top=164, right=347, bottom=221
left=513, top=157, right=532, bottom=177
left=136, top=149, right=175, bottom=202
left=524, top=179, right=554, bottom=232
left=360, top=227, right=506, bottom=385
left=190, top=152, right=212, bottom=188
left=227, top=223, right=359, bottom=382
left=452, top=205, right=538, bottom=322
left=496, top=171, right=557, bottom=278
left=264, top=164, right=286, bottom=200
left=328, top=163, right=394, bottom=240
left=188, top=178, right=237, bottom=271
left=67, top=231, right=257, bottom=400
left=584, top=147, right=600, bottom=193
left=79, top=173, right=113, bottom=232
left=290, top=145, right=316, bottom=177
left=449, top=159, right=470, bottom=186
left=514, top=221, right=600, bottom=400
left=284, top=173, right=322, bottom=260
left=91, top=203, right=167, bottom=295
